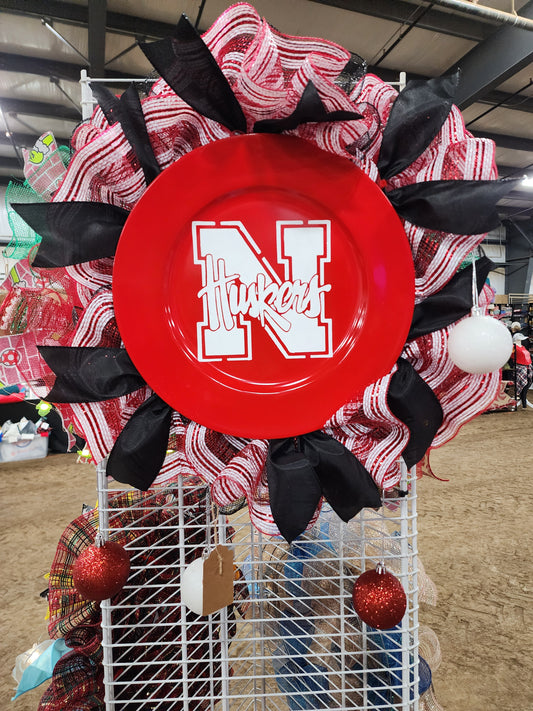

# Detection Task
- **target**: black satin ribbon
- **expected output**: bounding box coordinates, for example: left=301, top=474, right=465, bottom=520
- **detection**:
left=387, top=358, right=443, bottom=469
left=11, top=201, right=129, bottom=268
left=107, top=393, right=174, bottom=491
left=267, top=431, right=381, bottom=543
left=139, top=14, right=247, bottom=133
left=408, top=256, right=494, bottom=340
left=38, top=346, right=145, bottom=402
left=253, top=81, right=362, bottom=133
left=90, top=83, right=161, bottom=185
left=378, top=71, right=460, bottom=181
left=387, top=178, right=520, bottom=234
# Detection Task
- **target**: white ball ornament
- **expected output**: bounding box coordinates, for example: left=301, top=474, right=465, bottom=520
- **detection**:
left=448, top=310, right=513, bottom=374
left=180, top=557, right=204, bottom=615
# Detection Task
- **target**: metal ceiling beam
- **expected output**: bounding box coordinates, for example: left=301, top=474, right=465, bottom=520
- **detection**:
left=368, top=65, right=533, bottom=114
left=0, top=156, right=22, bottom=169
left=297, top=0, right=495, bottom=41
left=471, top=130, right=533, bottom=153
left=2, top=51, right=532, bottom=115
left=0, top=52, right=133, bottom=83
left=0, top=97, right=81, bottom=121
left=0, top=0, right=495, bottom=41
left=88, top=0, right=107, bottom=78
left=477, top=89, right=533, bottom=115
left=0, top=0, right=177, bottom=39
left=0, top=131, right=70, bottom=148
left=447, top=0, right=533, bottom=108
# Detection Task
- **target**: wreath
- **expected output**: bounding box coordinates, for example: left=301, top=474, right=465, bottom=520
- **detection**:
left=7, top=3, right=516, bottom=541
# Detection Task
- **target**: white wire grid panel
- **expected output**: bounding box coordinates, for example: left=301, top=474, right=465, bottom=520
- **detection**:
left=96, top=463, right=419, bottom=711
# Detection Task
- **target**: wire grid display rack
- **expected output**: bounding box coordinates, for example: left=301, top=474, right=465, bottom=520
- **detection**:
left=96, top=461, right=419, bottom=710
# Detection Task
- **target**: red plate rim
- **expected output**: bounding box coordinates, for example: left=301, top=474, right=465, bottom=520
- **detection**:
left=113, top=134, right=415, bottom=438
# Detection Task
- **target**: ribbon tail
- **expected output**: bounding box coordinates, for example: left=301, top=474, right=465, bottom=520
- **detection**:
left=91, top=83, right=160, bottom=185
left=12, top=201, right=128, bottom=267
left=387, top=359, right=443, bottom=469
left=301, top=431, right=381, bottom=522
left=254, top=81, right=361, bottom=133
left=408, top=256, right=494, bottom=340
left=107, top=393, right=173, bottom=490
left=378, top=71, right=460, bottom=180
left=38, top=346, right=145, bottom=402
left=139, top=15, right=247, bottom=133
left=387, top=178, right=520, bottom=234
left=90, top=82, right=120, bottom=124
left=266, top=439, right=322, bottom=543
left=117, top=85, right=161, bottom=184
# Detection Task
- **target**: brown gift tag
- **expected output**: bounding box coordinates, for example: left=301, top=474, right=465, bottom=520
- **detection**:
left=202, top=545, right=234, bottom=615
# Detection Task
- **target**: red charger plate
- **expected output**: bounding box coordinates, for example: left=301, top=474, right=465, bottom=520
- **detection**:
left=113, top=134, right=414, bottom=438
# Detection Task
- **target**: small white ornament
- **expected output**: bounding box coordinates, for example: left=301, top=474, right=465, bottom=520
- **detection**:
left=180, top=546, right=234, bottom=616
left=448, top=310, right=513, bottom=374
left=180, top=557, right=204, bottom=615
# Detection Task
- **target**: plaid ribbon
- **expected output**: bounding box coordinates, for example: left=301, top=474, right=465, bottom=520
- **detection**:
left=40, top=480, right=246, bottom=710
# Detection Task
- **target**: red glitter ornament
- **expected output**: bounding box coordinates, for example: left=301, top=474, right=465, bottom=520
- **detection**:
left=352, top=564, right=407, bottom=629
left=72, top=538, right=130, bottom=601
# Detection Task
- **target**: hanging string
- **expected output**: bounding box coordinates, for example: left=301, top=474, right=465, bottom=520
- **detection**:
left=471, top=251, right=480, bottom=315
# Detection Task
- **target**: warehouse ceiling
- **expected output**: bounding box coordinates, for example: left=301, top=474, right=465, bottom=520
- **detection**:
left=0, top=0, right=532, bottom=218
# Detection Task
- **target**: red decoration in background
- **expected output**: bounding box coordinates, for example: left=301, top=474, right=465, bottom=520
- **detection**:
left=72, top=539, right=130, bottom=601
left=352, top=564, right=407, bottom=629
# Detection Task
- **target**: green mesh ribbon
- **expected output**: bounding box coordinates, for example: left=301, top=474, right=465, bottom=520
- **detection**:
left=3, top=144, right=71, bottom=260
left=4, top=180, right=45, bottom=260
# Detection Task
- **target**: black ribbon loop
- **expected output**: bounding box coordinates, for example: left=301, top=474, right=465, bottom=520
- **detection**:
left=377, top=71, right=460, bottom=181
left=253, top=81, right=362, bottom=134
left=267, top=432, right=381, bottom=543
left=387, top=358, right=443, bottom=469
left=408, top=256, right=494, bottom=340
left=266, top=438, right=323, bottom=544
left=12, top=201, right=129, bottom=268
left=38, top=346, right=145, bottom=402
left=387, top=178, right=520, bottom=234
left=139, top=14, right=247, bottom=133
left=90, top=83, right=161, bottom=185
left=106, top=393, right=174, bottom=491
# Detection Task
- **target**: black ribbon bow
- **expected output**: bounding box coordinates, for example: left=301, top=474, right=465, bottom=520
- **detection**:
left=387, top=358, right=443, bottom=469
left=139, top=14, right=248, bottom=133
left=267, top=431, right=381, bottom=543
left=377, top=71, right=460, bottom=181
left=107, top=393, right=174, bottom=491
left=140, top=14, right=362, bottom=136
left=12, top=201, right=129, bottom=268
left=387, top=177, right=520, bottom=234
left=38, top=346, right=145, bottom=402
left=408, top=256, right=494, bottom=340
